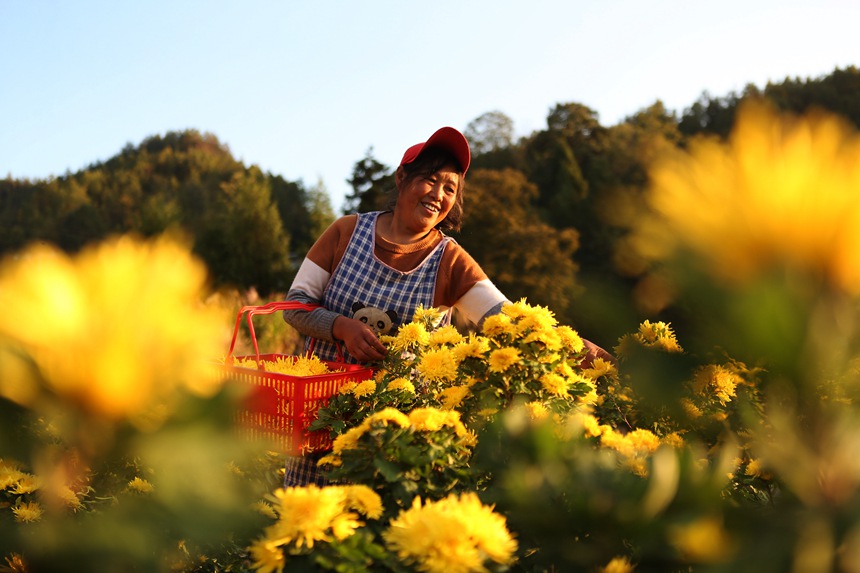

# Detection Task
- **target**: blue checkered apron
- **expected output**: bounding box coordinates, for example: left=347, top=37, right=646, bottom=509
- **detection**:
left=308, top=211, right=450, bottom=363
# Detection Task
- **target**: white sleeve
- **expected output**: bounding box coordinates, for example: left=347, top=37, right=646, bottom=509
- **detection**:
left=289, top=257, right=331, bottom=299
left=452, top=279, right=509, bottom=326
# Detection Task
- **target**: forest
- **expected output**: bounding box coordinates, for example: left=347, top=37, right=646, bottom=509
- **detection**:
left=3, top=66, right=859, bottom=348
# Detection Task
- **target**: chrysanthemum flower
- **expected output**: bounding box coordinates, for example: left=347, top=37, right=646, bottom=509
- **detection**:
left=412, top=305, right=445, bottom=326
left=523, top=327, right=563, bottom=351
left=524, top=401, right=550, bottom=421
left=10, top=473, right=41, bottom=495
left=690, top=364, right=740, bottom=405
left=351, top=380, right=377, bottom=399
left=429, top=325, right=464, bottom=346
left=127, top=477, right=154, bottom=494
left=248, top=537, right=285, bottom=573
left=387, top=377, right=416, bottom=394
left=12, top=501, right=44, bottom=523
left=668, top=515, right=735, bottom=562
left=539, top=373, right=568, bottom=396
left=253, top=501, right=278, bottom=520
left=332, top=426, right=367, bottom=454
left=392, top=322, right=431, bottom=350
left=384, top=493, right=517, bottom=573
left=268, top=486, right=354, bottom=549
left=481, top=314, right=516, bottom=338
left=633, top=102, right=860, bottom=294
left=365, top=407, right=411, bottom=429
left=556, top=325, right=585, bottom=353
left=416, top=348, right=459, bottom=382
left=451, top=335, right=491, bottom=361
left=583, top=357, right=617, bottom=379
left=488, top=347, right=521, bottom=373
left=338, top=381, right=358, bottom=395
left=407, top=407, right=469, bottom=438
left=600, top=556, right=636, bottom=573
left=439, top=385, right=471, bottom=410
left=0, top=236, right=228, bottom=424
left=344, top=484, right=383, bottom=520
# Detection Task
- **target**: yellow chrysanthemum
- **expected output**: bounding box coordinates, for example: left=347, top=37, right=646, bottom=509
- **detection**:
left=0, top=461, right=25, bottom=490
left=268, top=485, right=357, bottom=549
left=439, top=385, right=471, bottom=410
left=583, top=357, right=617, bottom=379
left=523, top=328, right=563, bottom=351
left=412, top=305, right=445, bottom=326
left=524, top=401, right=550, bottom=421
left=690, top=364, right=739, bottom=405
left=416, top=348, right=459, bottom=382
left=127, top=477, right=154, bottom=494
left=351, top=380, right=377, bottom=398
left=332, top=426, right=367, bottom=454
left=248, top=537, right=285, bottom=573
left=344, top=484, right=384, bottom=520
left=600, top=556, right=636, bottom=573
left=451, top=335, right=491, bottom=361
left=668, top=515, right=735, bottom=563
left=253, top=501, right=279, bottom=520
left=680, top=398, right=703, bottom=419
left=556, top=325, right=585, bottom=354
left=488, top=347, right=521, bottom=373
left=50, top=483, right=85, bottom=511
left=365, top=407, right=411, bottom=429
left=338, top=381, right=358, bottom=395
left=10, top=473, right=41, bottom=495
left=633, top=102, right=860, bottom=294
left=500, top=299, right=532, bottom=320
left=0, top=236, right=228, bottom=423
left=408, top=407, right=468, bottom=437
left=539, top=373, right=568, bottom=396
left=12, top=501, right=44, bottom=523
left=384, top=493, right=517, bottom=573
left=429, top=325, right=464, bottom=346
left=481, top=314, right=517, bottom=338
left=387, top=377, right=416, bottom=394
left=393, top=322, right=431, bottom=350
left=662, top=432, right=686, bottom=448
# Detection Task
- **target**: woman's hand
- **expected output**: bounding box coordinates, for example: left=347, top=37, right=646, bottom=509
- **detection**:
left=581, top=338, right=616, bottom=369
left=332, top=316, right=388, bottom=362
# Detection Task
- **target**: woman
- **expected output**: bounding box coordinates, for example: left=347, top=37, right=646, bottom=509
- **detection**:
left=281, top=126, right=611, bottom=486
left=283, top=126, right=508, bottom=364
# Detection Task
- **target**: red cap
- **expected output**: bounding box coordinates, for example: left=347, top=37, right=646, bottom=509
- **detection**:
left=399, top=126, right=471, bottom=175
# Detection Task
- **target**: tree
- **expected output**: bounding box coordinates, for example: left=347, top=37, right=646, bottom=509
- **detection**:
left=464, top=111, right=514, bottom=155
left=454, top=168, right=581, bottom=325
left=343, top=148, right=394, bottom=214
left=305, top=179, right=336, bottom=246
left=196, top=168, right=293, bottom=295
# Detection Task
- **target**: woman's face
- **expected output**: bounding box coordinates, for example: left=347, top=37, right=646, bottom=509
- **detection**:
left=394, top=162, right=461, bottom=235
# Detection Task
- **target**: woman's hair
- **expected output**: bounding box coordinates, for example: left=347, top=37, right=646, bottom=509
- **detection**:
left=388, top=147, right=466, bottom=232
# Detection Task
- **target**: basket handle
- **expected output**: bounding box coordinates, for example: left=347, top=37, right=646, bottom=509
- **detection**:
left=225, top=301, right=345, bottom=367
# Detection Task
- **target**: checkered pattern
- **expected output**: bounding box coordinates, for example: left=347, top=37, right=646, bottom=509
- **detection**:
left=309, top=211, right=449, bottom=363
left=283, top=451, right=331, bottom=488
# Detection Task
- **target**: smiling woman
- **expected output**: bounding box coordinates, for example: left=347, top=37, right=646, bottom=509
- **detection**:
left=279, top=126, right=613, bottom=487
left=282, top=126, right=507, bottom=367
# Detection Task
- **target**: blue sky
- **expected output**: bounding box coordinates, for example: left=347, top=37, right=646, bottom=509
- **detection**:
left=2, top=0, right=858, bottom=211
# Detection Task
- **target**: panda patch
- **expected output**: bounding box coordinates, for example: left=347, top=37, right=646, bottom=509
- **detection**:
left=351, top=302, right=398, bottom=335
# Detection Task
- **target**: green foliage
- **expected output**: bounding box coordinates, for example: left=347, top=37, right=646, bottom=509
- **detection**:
left=344, top=148, right=394, bottom=214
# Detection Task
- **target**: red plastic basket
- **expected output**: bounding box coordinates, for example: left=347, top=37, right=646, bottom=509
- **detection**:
left=221, top=301, right=374, bottom=454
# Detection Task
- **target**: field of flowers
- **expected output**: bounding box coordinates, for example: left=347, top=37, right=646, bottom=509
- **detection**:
left=2, top=102, right=860, bottom=573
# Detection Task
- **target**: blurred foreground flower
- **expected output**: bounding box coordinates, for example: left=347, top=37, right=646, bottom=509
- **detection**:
left=384, top=492, right=518, bottom=573
left=630, top=102, right=860, bottom=293
left=0, top=234, right=229, bottom=425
